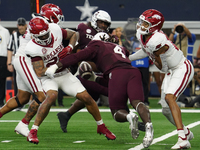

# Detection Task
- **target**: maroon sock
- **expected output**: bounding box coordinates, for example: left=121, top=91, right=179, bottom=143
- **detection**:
left=0, top=112, right=3, bottom=118
left=22, top=118, right=30, bottom=125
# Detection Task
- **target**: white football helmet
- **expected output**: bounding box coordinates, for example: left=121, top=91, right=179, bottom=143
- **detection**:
left=91, top=10, right=111, bottom=32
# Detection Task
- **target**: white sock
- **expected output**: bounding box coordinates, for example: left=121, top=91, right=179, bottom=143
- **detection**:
left=183, top=125, right=188, bottom=134
left=96, top=119, right=103, bottom=125
left=32, top=125, right=39, bottom=130
left=178, top=129, right=186, bottom=139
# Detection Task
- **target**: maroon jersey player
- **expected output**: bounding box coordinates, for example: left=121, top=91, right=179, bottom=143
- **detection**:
left=45, top=33, right=154, bottom=148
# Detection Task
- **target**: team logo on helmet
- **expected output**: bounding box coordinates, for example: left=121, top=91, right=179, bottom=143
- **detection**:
left=152, top=14, right=161, bottom=20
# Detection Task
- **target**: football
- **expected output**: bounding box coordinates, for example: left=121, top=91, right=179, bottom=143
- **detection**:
left=78, top=61, right=93, bottom=80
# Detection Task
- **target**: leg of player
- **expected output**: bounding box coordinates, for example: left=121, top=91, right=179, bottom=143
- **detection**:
left=57, top=99, right=85, bottom=132
left=112, top=109, right=140, bottom=139
left=0, top=90, right=31, bottom=137
left=165, top=94, right=191, bottom=149
left=131, top=100, right=153, bottom=148
left=76, top=90, right=116, bottom=140
left=27, top=90, right=57, bottom=144
left=0, top=90, right=30, bottom=117
left=15, top=91, right=45, bottom=137
left=162, top=107, right=194, bottom=141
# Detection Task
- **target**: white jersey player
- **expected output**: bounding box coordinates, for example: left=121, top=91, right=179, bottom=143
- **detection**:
left=25, top=17, right=116, bottom=144
left=25, top=22, right=83, bottom=96
left=14, top=29, right=44, bottom=93
left=0, top=3, right=69, bottom=138
left=129, top=9, right=194, bottom=149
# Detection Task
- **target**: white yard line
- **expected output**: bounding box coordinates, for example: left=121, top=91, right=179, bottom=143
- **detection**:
left=17, top=108, right=200, bottom=113
left=129, top=121, right=200, bottom=150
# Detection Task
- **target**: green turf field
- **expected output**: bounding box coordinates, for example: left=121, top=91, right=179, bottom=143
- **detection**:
left=0, top=97, right=199, bottom=150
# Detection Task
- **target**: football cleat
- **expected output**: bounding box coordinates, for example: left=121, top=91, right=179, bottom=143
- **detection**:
left=128, top=112, right=139, bottom=139
left=97, top=123, right=116, bottom=140
left=15, top=121, right=30, bottom=137
left=185, top=128, right=194, bottom=141
left=27, top=129, right=39, bottom=144
left=143, top=122, right=154, bottom=148
left=57, top=112, right=70, bottom=133
left=171, top=136, right=191, bottom=149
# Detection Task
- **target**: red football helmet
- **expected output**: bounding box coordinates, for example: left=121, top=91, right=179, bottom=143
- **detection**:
left=29, top=17, right=51, bottom=46
left=137, top=9, right=164, bottom=35
left=40, top=3, right=64, bottom=24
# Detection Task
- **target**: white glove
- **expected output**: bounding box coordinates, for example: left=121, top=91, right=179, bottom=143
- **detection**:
left=45, top=64, right=58, bottom=78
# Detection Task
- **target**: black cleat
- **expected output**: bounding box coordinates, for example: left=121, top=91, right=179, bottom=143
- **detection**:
left=57, top=112, right=70, bottom=133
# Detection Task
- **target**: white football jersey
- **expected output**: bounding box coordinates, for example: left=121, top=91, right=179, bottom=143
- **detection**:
left=136, top=30, right=185, bottom=70
left=16, top=29, right=32, bottom=56
left=25, top=23, right=64, bottom=68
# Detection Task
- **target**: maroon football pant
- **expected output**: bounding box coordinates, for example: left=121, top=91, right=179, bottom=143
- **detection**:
left=108, top=68, right=144, bottom=110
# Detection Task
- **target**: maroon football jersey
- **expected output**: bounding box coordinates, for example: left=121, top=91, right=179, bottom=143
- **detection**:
left=77, top=23, right=98, bottom=49
left=60, top=40, right=133, bottom=76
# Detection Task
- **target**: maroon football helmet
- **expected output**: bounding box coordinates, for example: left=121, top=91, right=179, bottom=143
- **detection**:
left=29, top=17, right=51, bottom=46
left=137, top=9, right=164, bottom=35
left=40, top=3, right=64, bottom=24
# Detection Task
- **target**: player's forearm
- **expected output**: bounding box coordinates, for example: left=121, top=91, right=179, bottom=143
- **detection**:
left=32, top=60, right=45, bottom=77
left=69, top=32, right=79, bottom=48
left=128, top=49, right=148, bottom=61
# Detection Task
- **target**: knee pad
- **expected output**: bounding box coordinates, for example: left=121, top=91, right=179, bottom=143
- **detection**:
left=15, top=96, right=22, bottom=107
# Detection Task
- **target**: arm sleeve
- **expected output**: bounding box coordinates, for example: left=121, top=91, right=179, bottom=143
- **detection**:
left=129, top=49, right=148, bottom=61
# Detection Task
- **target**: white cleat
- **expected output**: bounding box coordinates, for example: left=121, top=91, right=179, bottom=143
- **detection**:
left=128, top=112, right=139, bottom=139
left=143, top=122, right=154, bottom=148
left=185, top=128, right=194, bottom=141
left=171, top=137, right=191, bottom=149
left=14, top=121, right=30, bottom=137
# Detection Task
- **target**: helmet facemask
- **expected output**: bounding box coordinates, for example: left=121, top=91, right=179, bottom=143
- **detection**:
left=33, top=30, right=52, bottom=46
left=137, top=17, right=152, bottom=35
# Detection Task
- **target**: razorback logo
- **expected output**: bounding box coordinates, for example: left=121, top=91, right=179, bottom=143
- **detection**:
left=152, top=14, right=161, bottom=20
left=156, top=44, right=161, bottom=49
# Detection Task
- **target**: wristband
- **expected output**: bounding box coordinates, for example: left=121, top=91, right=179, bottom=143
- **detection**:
left=171, top=32, right=175, bottom=35
left=68, top=44, right=73, bottom=49
left=8, top=63, right=12, bottom=65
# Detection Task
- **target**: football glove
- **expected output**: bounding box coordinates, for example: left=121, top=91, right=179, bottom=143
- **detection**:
left=45, top=64, right=58, bottom=78
left=58, top=45, right=73, bottom=60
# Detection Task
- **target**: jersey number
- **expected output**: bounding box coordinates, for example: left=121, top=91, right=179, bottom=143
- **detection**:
left=113, top=46, right=126, bottom=58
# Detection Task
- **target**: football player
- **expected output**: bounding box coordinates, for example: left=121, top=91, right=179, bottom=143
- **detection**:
left=128, top=9, right=194, bottom=149
left=56, top=9, right=112, bottom=129
left=0, top=3, right=75, bottom=138
left=25, top=17, right=116, bottom=144
left=45, top=32, right=154, bottom=148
